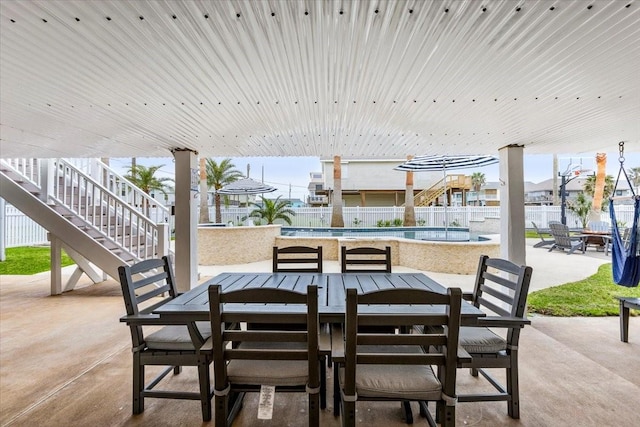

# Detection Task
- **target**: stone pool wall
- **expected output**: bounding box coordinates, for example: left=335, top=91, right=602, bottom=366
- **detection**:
left=199, top=224, right=500, bottom=274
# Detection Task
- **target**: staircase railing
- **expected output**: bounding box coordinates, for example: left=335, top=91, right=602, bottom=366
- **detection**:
left=52, top=159, right=167, bottom=261
left=414, top=174, right=470, bottom=207
left=61, top=159, right=170, bottom=224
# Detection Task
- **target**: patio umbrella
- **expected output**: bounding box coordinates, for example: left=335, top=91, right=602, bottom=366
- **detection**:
left=217, top=177, right=277, bottom=196
left=394, top=155, right=499, bottom=237
left=217, top=177, right=277, bottom=223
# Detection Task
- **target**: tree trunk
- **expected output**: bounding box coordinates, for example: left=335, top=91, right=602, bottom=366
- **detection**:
left=403, top=155, right=416, bottom=226
left=330, top=156, right=344, bottom=227
left=198, top=158, right=209, bottom=223
left=590, top=153, right=606, bottom=223
left=215, top=193, right=222, bottom=224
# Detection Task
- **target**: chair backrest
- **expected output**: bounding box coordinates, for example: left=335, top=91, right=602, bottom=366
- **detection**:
left=273, top=245, right=323, bottom=273
left=471, top=255, right=533, bottom=340
left=548, top=221, right=575, bottom=248
left=532, top=221, right=547, bottom=235
left=118, top=256, right=178, bottom=346
left=208, top=284, right=319, bottom=390
left=343, top=287, right=462, bottom=402
left=341, top=246, right=392, bottom=273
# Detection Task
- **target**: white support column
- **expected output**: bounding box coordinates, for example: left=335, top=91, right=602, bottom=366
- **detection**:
left=173, top=149, right=199, bottom=292
left=50, top=234, right=62, bottom=295
left=499, top=145, right=526, bottom=266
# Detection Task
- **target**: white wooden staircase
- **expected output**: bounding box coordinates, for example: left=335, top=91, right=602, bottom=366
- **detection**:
left=0, top=158, right=170, bottom=294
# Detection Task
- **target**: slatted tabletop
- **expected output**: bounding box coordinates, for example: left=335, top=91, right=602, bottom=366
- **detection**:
left=154, top=272, right=485, bottom=324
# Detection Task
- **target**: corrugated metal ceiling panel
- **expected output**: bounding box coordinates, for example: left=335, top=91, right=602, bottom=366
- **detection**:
left=0, top=0, right=638, bottom=159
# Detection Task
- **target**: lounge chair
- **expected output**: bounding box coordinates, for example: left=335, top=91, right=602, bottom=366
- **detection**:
left=548, top=221, right=585, bottom=255
left=531, top=221, right=555, bottom=248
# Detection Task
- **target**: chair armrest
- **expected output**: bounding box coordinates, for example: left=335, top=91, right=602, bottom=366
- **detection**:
left=476, top=316, right=531, bottom=328
left=457, top=345, right=472, bottom=364
left=331, top=323, right=345, bottom=364
left=319, top=324, right=332, bottom=357
left=119, top=313, right=164, bottom=324
left=462, top=293, right=474, bottom=301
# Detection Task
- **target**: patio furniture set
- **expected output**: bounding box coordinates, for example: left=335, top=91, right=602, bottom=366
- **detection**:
left=119, top=247, right=534, bottom=426
left=533, top=221, right=615, bottom=255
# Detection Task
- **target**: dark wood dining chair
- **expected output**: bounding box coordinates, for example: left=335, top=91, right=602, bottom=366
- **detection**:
left=456, top=255, right=533, bottom=419
left=334, top=287, right=464, bottom=427
left=273, top=245, right=323, bottom=273
left=264, top=245, right=327, bottom=409
left=341, top=245, right=392, bottom=273
left=118, top=255, right=212, bottom=421
left=207, top=284, right=321, bottom=427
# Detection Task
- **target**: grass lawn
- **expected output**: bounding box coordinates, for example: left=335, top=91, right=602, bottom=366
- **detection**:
left=528, top=263, right=640, bottom=316
left=0, top=246, right=74, bottom=275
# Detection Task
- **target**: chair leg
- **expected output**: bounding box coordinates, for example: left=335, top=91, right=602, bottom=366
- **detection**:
left=309, top=393, right=320, bottom=427
left=198, top=358, right=212, bottom=421
left=333, top=366, right=341, bottom=416
left=342, top=400, right=356, bottom=427
left=132, top=354, right=143, bottom=414
left=507, top=351, right=520, bottom=419
left=173, top=365, right=182, bottom=374
left=441, top=404, right=455, bottom=427
left=320, top=360, right=327, bottom=409
left=620, top=300, right=630, bottom=342
left=402, top=400, right=413, bottom=424
left=214, top=394, right=228, bottom=427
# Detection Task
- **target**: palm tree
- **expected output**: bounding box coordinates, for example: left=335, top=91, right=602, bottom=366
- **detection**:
left=582, top=174, right=614, bottom=210
left=124, top=164, right=173, bottom=216
left=567, top=192, right=592, bottom=229
left=470, top=172, right=486, bottom=206
left=204, top=158, right=243, bottom=223
left=249, top=196, right=296, bottom=225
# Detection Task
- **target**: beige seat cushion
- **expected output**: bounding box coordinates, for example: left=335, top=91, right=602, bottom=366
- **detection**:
left=145, top=322, right=212, bottom=351
left=227, top=341, right=309, bottom=386
left=340, top=345, right=442, bottom=401
left=459, top=326, right=506, bottom=353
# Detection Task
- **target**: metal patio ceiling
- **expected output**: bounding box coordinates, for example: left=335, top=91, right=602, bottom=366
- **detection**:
left=1, top=0, right=638, bottom=160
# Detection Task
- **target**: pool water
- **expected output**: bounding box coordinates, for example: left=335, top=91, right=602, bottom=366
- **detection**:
left=281, top=227, right=488, bottom=242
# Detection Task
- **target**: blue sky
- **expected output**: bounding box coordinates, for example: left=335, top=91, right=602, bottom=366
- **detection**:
left=110, top=150, right=639, bottom=200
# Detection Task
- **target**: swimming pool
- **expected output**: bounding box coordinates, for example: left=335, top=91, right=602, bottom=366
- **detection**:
left=281, top=227, right=488, bottom=242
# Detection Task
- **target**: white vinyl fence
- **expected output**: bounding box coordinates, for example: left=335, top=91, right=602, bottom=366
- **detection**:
left=3, top=205, right=49, bottom=248
left=215, top=205, right=637, bottom=229
left=3, top=204, right=638, bottom=248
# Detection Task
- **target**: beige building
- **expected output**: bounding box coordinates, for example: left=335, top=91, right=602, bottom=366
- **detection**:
left=308, top=158, right=487, bottom=207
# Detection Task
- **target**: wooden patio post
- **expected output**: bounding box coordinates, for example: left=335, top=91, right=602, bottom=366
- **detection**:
left=330, top=156, right=344, bottom=227
left=403, top=155, right=416, bottom=226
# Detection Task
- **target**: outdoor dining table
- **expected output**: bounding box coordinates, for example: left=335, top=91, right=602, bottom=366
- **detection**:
left=153, top=272, right=485, bottom=417
left=153, top=272, right=486, bottom=325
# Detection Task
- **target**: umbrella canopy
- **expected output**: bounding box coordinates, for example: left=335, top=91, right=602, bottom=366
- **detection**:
left=393, top=155, right=499, bottom=172
left=217, top=178, right=277, bottom=195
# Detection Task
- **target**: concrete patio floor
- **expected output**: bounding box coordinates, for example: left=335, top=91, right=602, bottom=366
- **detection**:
left=1, top=240, right=638, bottom=426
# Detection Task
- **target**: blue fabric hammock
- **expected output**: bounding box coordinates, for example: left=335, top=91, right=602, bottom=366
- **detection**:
left=608, top=194, right=639, bottom=287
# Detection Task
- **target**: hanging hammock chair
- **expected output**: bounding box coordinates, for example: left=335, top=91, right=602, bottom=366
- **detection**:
left=608, top=142, right=639, bottom=287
